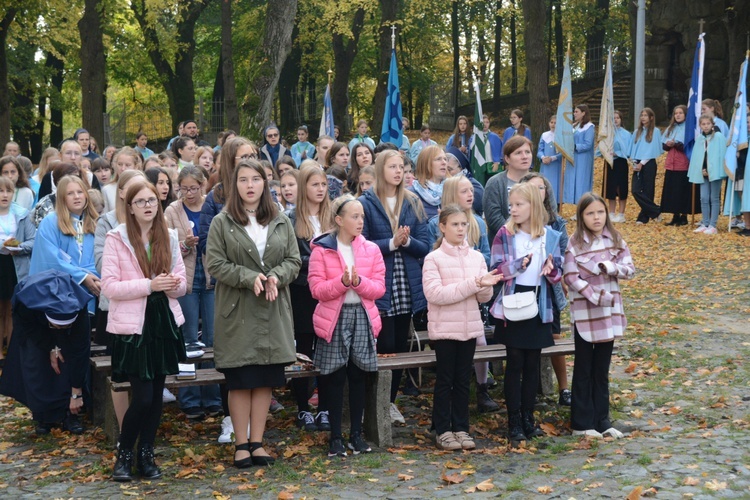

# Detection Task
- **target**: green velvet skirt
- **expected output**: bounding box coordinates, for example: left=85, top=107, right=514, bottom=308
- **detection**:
left=111, top=292, right=187, bottom=383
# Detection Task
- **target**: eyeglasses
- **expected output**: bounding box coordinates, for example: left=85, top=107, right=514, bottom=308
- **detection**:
left=131, top=197, right=159, bottom=208
left=267, top=133, right=279, bottom=138
left=180, top=186, right=201, bottom=194
left=236, top=154, right=258, bottom=161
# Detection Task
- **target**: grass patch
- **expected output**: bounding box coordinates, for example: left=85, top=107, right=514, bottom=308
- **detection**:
left=637, top=455, right=652, bottom=466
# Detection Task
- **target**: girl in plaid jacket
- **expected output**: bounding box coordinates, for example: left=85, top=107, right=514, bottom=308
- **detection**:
left=564, top=193, right=635, bottom=439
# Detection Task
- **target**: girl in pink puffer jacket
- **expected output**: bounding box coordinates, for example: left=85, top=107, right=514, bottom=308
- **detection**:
left=421, top=205, right=502, bottom=452
left=308, top=195, right=385, bottom=458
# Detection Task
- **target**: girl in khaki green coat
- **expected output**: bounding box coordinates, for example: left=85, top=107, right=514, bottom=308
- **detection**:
left=206, top=160, right=301, bottom=469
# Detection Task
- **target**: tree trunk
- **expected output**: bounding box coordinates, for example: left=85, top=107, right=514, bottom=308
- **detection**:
left=370, top=0, right=399, bottom=141
left=554, top=0, right=563, bottom=83
left=278, top=23, right=301, bottom=135
left=493, top=0, right=502, bottom=104
left=47, top=50, right=65, bottom=147
left=510, top=0, right=518, bottom=94
left=332, top=7, right=365, bottom=136
left=0, top=8, right=17, bottom=147
left=131, top=0, right=210, bottom=135
left=31, top=93, right=45, bottom=162
left=221, top=0, right=240, bottom=132
left=212, top=53, right=225, bottom=132
left=522, top=0, right=548, bottom=157
left=585, top=0, right=609, bottom=78
left=244, top=0, right=298, bottom=140
left=451, top=1, right=460, bottom=119
left=79, top=0, right=107, bottom=145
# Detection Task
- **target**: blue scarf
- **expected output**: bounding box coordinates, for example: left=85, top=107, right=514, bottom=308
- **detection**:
left=412, top=179, right=443, bottom=207
left=266, top=143, right=281, bottom=166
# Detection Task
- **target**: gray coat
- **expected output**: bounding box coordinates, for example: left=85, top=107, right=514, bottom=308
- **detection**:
left=94, top=211, right=118, bottom=311
left=6, top=205, right=35, bottom=281
left=483, top=171, right=512, bottom=244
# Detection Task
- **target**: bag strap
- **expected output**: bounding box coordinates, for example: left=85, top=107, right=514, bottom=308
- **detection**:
left=532, top=231, right=547, bottom=299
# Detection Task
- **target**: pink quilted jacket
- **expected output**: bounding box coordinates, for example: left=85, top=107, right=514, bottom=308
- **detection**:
left=308, top=233, right=386, bottom=343
left=101, top=224, right=186, bottom=335
left=422, top=239, right=493, bottom=341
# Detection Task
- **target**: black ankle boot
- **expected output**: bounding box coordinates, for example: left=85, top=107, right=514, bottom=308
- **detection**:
left=137, top=444, right=162, bottom=479
left=666, top=215, right=679, bottom=226
left=676, top=214, right=689, bottom=226
left=476, top=383, right=500, bottom=413
left=112, top=448, right=134, bottom=482
left=507, top=410, right=526, bottom=443
left=522, top=410, right=545, bottom=439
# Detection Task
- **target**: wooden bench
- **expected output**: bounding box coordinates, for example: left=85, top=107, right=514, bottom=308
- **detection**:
left=100, top=341, right=578, bottom=447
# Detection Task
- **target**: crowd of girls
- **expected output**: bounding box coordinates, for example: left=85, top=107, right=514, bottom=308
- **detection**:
left=0, top=115, right=644, bottom=477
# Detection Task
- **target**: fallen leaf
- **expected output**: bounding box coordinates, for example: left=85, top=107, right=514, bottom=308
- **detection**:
left=476, top=478, right=494, bottom=491
left=277, top=491, right=294, bottom=500
left=237, top=484, right=258, bottom=491
left=624, top=361, right=638, bottom=373
left=683, top=477, right=699, bottom=486
left=442, top=473, right=466, bottom=484
left=704, top=479, right=727, bottom=491
left=626, top=485, right=643, bottom=500
left=537, top=485, right=553, bottom=493
left=398, top=473, right=414, bottom=481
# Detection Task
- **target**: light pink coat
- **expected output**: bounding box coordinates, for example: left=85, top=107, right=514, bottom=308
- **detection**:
left=101, top=224, right=186, bottom=335
left=422, top=239, right=493, bottom=341
left=308, top=233, right=386, bottom=343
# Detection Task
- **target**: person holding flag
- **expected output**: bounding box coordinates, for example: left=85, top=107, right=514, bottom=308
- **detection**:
left=563, top=105, right=595, bottom=208
left=722, top=52, right=749, bottom=231
left=684, top=33, right=705, bottom=162
left=554, top=50, right=575, bottom=210
left=659, top=105, right=695, bottom=226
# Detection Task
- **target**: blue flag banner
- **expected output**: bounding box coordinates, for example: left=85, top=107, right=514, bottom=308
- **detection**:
left=554, top=53, right=575, bottom=164
left=380, top=49, right=403, bottom=148
left=319, top=84, right=335, bottom=139
left=724, top=53, right=749, bottom=180
left=685, top=33, right=705, bottom=160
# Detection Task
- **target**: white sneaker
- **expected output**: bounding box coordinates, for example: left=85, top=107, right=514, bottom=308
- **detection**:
left=618, top=214, right=627, bottom=223
left=162, top=388, right=176, bottom=403
left=601, top=427, right=624, bottom=439
left=693, top=225, right=708, bottom=233
left=572, top=429, right=603, bottom=438
left=704, top=226, right=718, bottom=235
left=730, top=218, right=745, bottom=228
left=389, top=403, right=405, bottom=424
left=218, top=416, right=234, bottom=443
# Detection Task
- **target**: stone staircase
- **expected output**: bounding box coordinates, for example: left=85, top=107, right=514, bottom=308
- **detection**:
left=576, top=74, right=632, bottom=125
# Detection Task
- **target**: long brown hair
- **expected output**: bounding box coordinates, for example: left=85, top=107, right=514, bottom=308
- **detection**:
left=373, top=150, right=425, bottom=232
left=0, top=156, right=30, bottom=189
left=441, top=176, right=479, bottom=246
left=124, top=180, right=172, bottom=277
left=570, top=192, right=623, bottom=250
left=665, top=105, right=687, bottom=137
left=450, top=115, right=469, bottom=148
left=217, top=136, right=254, bottom=204
left=294, top=165, right=331, bottom=240
left=325, top=142, right=349, bottom=169
left=55, top=175, right=98, bottom=235
left=38, top=147, right=60, bottom=180
left=574, top=104, right=591, bottom=127
left=225, top=159, right=278, bottom=226
left=510, top=109, right=528, bottom=137
left=634, top=107, right=655, bottom=143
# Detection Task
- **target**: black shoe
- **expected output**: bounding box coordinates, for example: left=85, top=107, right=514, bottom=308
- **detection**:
left=206, top=406, right=224, bottom=418
left=401, top=384, right=421, bottom=396
left=739, top=228, right=750, bottom=237
left=137, top=444, right=162, bottom=479
left=666, top=216, right=679, bottom=226
left=315, top=410, right=331, bottom=432
left=34, top=422, right=54, bottom=435
left=296, top=411, right=318, bottom=431
left=507, top=411, right=526, bottom=444
left=112, top=448, right=134, bottom=482
left=184, top=407, right=206, bottom=421
left=328, top=436, right=347, bottom=457
left=249, top=442, right=275, bottom=466
left=476, top=383, right=500, bottom=413
left=521, top=410, right=545, bottom=439
left=676, top=215, right=689, bottom=226
left=233, top=442, right=253, bottom=469
left=347, top=432, right=372, bottom=455
left=63, top=414, right=84, bottom=434
left=558, top=389, right=572, bottom=407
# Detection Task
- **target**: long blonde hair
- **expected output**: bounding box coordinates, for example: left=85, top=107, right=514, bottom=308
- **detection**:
left=373, top=150, right=425, bottom=232
left=55, top=175, right=99, bottom=235
left=441, top=176, right=479, bottom=246
left=294, top=165, right=331, bottom=240
left=505, top=183, right=546, bottom=239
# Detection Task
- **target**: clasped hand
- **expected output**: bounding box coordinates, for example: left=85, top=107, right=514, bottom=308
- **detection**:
left=393, top=226, right=410, bottom=248
left=151, top=273, right=181, bottom=292
left=254, top=274, right=279, bottom=301
left=342, top=266, right=361, bottom=287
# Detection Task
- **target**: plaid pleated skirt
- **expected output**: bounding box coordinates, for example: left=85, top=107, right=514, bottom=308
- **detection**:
left=314, top=303, right=377, bottom=376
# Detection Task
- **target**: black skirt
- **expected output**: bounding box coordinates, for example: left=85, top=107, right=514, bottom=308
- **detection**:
left=0, top=254, right=17, bottom=300
left=111, top=292, right=186, bottom=383
left=495, top=284, right=554, bottom=350
left=220, top=364, right=286, bottom=391
left=605, top=157, right=629, bottom=200
left=660, top=170, right=701, bottom=214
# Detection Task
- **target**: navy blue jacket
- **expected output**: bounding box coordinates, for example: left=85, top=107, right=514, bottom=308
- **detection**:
left=198, top=187, right=225, bottom=256
left=285, top=208, right=314, bottom=287
left=359, top=189, right=430, bottom=313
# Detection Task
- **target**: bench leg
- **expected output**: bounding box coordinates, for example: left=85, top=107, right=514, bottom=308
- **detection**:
left=364, top=370, right=392, bottom=448
left=103, top=389, right=120, bottom=446
left=90, top=369, right=108, bottom=426
left=539, top=356, right=555, bottom=396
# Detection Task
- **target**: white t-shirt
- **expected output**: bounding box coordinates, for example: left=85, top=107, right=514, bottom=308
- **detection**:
left=310, top=215, right=322, bottom=238
left=337, top=236, right=361, bottom=304
left=0, top=212, right=17, bottom=242
left=513, top=229, right=543, bottom=286
left=244, top=216, right=269, bottom=263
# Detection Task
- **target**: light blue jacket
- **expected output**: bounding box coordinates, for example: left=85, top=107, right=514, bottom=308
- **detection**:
left=4, top=203, right=35, bottom=282
left=688, top=131, right=727, bottom=183
left=629, top=127, right=663, bottom=162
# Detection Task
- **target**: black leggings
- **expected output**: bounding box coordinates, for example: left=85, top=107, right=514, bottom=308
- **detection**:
left=119, top=375, right=166, bottom=450
left=378, top=313, right=411, bottom=402
left=292, top=331, right=318, bottom=412
left=319, top=363, right=366, bottom=439
left=503, top=348, right=541, bottom=413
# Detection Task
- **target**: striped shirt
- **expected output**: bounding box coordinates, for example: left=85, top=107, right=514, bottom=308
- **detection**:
left=563, top=229, right=635, bottom=343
